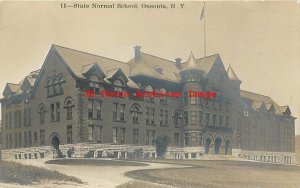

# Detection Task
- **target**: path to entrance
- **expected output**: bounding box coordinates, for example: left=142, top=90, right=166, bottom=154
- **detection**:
left=3, top=159, right=188, bottom=188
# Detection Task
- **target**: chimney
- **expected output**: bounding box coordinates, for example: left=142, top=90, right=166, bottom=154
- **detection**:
left=134, top=46, right=141, bottom=61
left=175, top=58, right=182, bottom=68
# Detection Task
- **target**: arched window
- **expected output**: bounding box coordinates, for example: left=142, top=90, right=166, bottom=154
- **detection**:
left=45, top=77, right=51, bottom=86
left=130, top=104, right=141, bottom=124
left=173, top=110, right=181, bottom=128
left=114, top=79, right=123, bottom=92
left=38, top=104, right=47, bottom=124
left=64, top=97, right=74, bottom=120
left=89, top=75, right=100, bottom=93
left=57, top=74, right=65, bottom=82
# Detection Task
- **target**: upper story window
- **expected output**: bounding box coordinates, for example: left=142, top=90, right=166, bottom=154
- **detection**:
left=130, top=104, right=141, bottom=124
left=89, top=75, right=101, bottom=93
left=50, top=102, right=60, bottom=122
left=173, top=110, right=181, bottom=128
left=64, top=97, right=74, bottom=120
left=45, top=74, right=65, bottom=98
left=88, top=99, right=102, bottom=119
left=38, top=104, right=47, bottom=124
left=114, top=79, right=123, bottom=92
left=24, top=108, right=31, bottom=127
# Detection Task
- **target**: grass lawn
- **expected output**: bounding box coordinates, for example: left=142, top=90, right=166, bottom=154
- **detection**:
left=46, top=158, right=148, bottom=166
left=125, top=160, right=300, bottom=188
left=0, top=160, right=83, bottom=185
left=117, top=180, right=172, bottom=188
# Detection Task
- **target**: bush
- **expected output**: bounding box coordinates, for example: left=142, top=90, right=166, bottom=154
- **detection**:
left=154, top=135, right=169, bottom=159
left=67, top=147, right=75, bottom=158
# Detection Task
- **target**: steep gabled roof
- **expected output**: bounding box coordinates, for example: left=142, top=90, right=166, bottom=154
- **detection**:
left=53, top=45, right=129, bottom=79
left=240, top=90, right=284, bottom=115
left=227, top=65, right=240, bottom=81
left=128, top=52, right=180, bottom=82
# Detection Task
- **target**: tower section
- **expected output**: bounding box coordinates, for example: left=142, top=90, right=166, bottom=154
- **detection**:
left=180, top=52, right=206, bottom=147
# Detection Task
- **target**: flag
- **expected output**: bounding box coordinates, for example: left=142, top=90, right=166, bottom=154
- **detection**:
left=200, top=4, right=205, bottom=21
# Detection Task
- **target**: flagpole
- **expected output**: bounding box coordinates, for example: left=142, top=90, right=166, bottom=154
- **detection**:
left=203, top=2, right=206, bottom=57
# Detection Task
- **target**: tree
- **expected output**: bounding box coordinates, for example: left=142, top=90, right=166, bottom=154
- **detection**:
left=154, top=135, right=169, bottom=158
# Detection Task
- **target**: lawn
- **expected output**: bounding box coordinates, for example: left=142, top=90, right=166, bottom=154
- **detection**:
left=46, top=158, right=148, bottom=166
left=124, top=160, right=300, bottom=188
left=0, top=160, right=83, bottom=185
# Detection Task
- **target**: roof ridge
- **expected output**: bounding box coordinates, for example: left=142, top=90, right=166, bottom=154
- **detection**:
left=52, top=44, right=129, bottom=65
left=241, top=90, right=272, bottom=99
left=141, top=52, right=174, bottom=63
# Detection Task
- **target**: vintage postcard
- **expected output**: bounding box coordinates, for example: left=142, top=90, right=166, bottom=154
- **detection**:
left=0, top=1, right=299, bottom=188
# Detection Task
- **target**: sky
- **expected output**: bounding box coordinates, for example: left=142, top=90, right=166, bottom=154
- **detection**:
left=0, top=1, right=299, bottom=133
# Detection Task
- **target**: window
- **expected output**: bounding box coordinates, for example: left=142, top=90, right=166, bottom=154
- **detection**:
left=50, top=103, right=60, bottom=121
left=120, top=104, right=125, bottom=121
left=38, top=104, right=46, bottom=124
left=34, top=132, right=38, bottom=142
left=219, top=102, right=223, bottom=111
left=191, top=111, right=197, bottom=125
left=145, top=86, right=154, bottom=102
left=64, top=98, right=74, bottom=120
left=14, top=133, right=18, bottom=148
left=18, top=133, right=22, bottom=147
left=159, top=88, right=167, bottom=103
left=40, top=130, right=45, bottom=146
left=88, top=100, right=93, bottom=118
left=89, top=75, right=100, bottom=93
left=205, top=113, right=210, bottom=126
left=133, top=129, right=139, bottom=144
left=24, top=132, right=27, bottom=147
left=131, top=106, right=139, bottom=124
left=88, top=126, right=94, bottom=141
left=174, top=133, right=180, bottom=146
left=213, top=114, right=216, bottom=126
left=145, top=107, right=155, bottom=125
left=14, top=112, right=17, bottom=128
left=184, top=92, right=188, bottom=105
left=9, top=112, right=12, bottom=128
left=199, top=98, right=203, bottom=106
left=120, top=128, right=125, bottom=144
left=95, top=100, right=102, bottom=119
left=165, top=110, right=168, bottom=126
left=146, top=130, right=155, bottom=145
left=113, top=127, right=118, bottom=144
left=190, top=96, right=196, bottom=105
left=114, top=79, right=123, bottom=92
left=17, top=111, right=21, bottom=128
left=113, top=103, right=118, bottom=121
left=46, top=74, right=65, bottom=97
left=219, top=115, right=223, bottom=127
left=205, top=99, right=209, bottom=108
left=199, top=111, right=203, bottom=126
left=95, top=126, right=102, bottom=143
left=160, top=110, right=163, bottom=126
left=184, top=111, right=188, bottom=125
left=5, top=113, right=8, bottom=129
left=173, top=111, right=180, bottom=128
left=67, top=126, right=72, bottom=143
left=28, top=131, right=32, bottom=147
left=226, top=116, right=229, bottom=128
left=243, top=109, right=249, bottom=117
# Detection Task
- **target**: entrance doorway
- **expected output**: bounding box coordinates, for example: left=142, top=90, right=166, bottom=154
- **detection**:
left=225, top=140, right=231, bottom=155
left=51, top=135, right=60, bottom=151
left=214, top=137, right=222, bottom=154
left=205, top=138, right=211, bottom=154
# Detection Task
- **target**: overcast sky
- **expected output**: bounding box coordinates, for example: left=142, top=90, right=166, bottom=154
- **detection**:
left=0, top=1, right=299, bottom=133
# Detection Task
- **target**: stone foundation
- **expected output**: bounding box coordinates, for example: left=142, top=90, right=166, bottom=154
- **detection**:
left=238, top=149, right=296, bottom=164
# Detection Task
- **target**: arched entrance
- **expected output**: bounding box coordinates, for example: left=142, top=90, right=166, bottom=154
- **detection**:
left=225, top=140, right=231, bottom=155
left=51, top=135, right=60, bottom=151
left=204, top=138, right=211, bottom=154
left=214, top=137, right=222, bottom=155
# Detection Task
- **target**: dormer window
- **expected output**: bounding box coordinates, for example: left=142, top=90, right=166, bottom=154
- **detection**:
left=145, top=85, right=154, bottom=102
left=89, top=75, right=100, bottom=93
left=114, top=79, right=123, bottom=92
left=159, top=88, right=167, bottom=104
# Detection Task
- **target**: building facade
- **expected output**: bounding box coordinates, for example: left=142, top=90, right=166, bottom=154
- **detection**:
left=0, top=45, right=296, bottom=162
